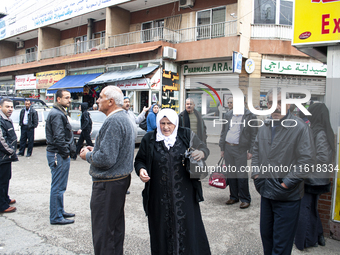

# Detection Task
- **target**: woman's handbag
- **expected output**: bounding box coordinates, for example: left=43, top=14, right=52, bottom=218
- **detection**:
left=182, top=132, right=208, bottom=179
left=209, top=157, right=228, bottom=189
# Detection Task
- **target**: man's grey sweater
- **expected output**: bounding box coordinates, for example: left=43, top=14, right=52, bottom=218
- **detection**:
left=86, top=110, right=135, bottom=182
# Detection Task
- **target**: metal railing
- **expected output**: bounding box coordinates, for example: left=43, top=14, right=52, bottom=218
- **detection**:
left=0, top=22, right=238, bottom=65
left=0, top=51, right=37, bottom=67
left=41, top=37, right=105, bottom=60
left=108, top=27, right=180, bottom=48
left=177, top=21, right=237, bottom=43
left=251, top=24, right=292, bottom=40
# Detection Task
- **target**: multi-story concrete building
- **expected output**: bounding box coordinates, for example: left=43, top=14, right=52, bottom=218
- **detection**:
left=1, top=0, right=338, bottom=240
left=0, top=0, right=326, bottom=113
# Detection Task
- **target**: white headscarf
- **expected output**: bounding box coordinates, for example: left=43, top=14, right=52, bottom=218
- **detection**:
left=156, top=108, right=179, bottom=150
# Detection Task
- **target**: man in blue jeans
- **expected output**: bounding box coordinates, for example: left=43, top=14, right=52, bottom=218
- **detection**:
left=45, top=89, right=76, bottom=225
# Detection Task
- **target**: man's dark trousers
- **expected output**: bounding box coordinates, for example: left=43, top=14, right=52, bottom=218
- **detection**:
left=19, top=125, right=34, bottom=156
left=76, top=129, right=93, bottom=155
left=0, top=163, right=12, bottom=211
left=91, top=175, right=131, bottom=255
left=224, top=143, right=251, bottom=203
left=260, top=196, right=301, bottom=255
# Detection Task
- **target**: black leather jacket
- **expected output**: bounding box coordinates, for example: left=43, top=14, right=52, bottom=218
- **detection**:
left=45, top=106, right=75, bottom=159
left=0, top=111, right=18, bottom=165
left=251, top=113, right=316, bottom=201
left=134, top=127, right=209, bottom=216
left=304, top=130, right=332, bottom=187
left=219, top=109, right=258, bottom=153
left=19, top=107, right=38, bottom=130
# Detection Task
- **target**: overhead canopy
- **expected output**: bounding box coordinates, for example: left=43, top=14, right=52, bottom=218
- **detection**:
left=47, top=73, right=102, bottom=94
left=86, top=66, right=158, bottom=85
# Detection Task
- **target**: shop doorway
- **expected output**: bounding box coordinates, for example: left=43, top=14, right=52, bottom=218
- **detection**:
left=140, top=91, right=149, bottom=111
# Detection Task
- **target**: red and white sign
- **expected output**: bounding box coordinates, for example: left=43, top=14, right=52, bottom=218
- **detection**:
left=150, top=68, right=161, bottom=90
left=15, top=74, right=37, bottom=90
left=115, top=79, right=150, bottom=90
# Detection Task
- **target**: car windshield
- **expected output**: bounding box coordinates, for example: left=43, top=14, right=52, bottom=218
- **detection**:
left=89, top=111, right=106, bottom=123
left=10, top=110, right=20, bottom=123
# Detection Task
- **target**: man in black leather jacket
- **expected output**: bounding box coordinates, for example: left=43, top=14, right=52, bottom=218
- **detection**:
left=45, top=89, right=75, bottom=225
left=18, top=99, right=38, bottom=157
left=251, top=88, right=315, bottom=255
left=0, top=98, right=18, bottom=213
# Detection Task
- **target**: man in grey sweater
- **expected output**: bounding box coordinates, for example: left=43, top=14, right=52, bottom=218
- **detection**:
left=80, top=86, right=134, bottom=255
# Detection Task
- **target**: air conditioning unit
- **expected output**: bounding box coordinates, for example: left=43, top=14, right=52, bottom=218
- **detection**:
left=163, top=46, right=177, bottom=60
left=179, top=0, right=195, bottom=8
left=16, top=41, right=24, bottom=49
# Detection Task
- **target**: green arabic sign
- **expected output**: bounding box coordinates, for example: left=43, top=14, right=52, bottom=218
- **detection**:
left=262, top=59, right=327, bottom=76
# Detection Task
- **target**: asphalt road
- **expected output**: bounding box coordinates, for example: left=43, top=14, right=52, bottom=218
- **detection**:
left=0, top=143, right=339, bottom=255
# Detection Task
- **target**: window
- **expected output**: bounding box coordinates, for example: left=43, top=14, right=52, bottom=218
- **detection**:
left=94, top=31, right=105, bottom=44
left=196, top=7, right=226, bottom=40
left=25, top=47, right=35, bottom=62
left=141, top=19, right=164, bottom=42
left=74, top=36, right=88, bottom=53
left=254, top=0, right=293, bottom=25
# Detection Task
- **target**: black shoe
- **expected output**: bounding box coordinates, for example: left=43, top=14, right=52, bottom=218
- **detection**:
left=63, top=212, right=75, bottom=218
left=126, top=190, right=130, bottom=195
left=17, top=154, right=24, bottom=156
left=26, top=154, right=31, bottom=157
left=51, top=219, right=74, bottom=225
left=318, top=234, right=325, bottom=246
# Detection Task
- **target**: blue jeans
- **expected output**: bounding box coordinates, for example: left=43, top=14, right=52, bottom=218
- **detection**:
left=47, top=151, right=70, bottom=223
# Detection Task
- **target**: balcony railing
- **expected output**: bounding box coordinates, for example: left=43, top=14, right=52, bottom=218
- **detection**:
left=108, top=27, right=180, bottom=48
left=0, top=22, right=238, bottom=66
left=177, top=21, right=237, bottom=43
left=0, top=51, right=37, bottom=67
left=41, top=37, right=105, bottom=60
left=251, top=24, right=292, bottom=40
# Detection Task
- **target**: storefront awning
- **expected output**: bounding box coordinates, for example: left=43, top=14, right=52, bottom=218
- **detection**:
left=47, top=73, right=102, bottom=94
left=86, top=66, right=158, bottom=85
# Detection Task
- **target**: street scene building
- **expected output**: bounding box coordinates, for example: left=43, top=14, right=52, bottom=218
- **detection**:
left=1, top=0, right=340, bottom=252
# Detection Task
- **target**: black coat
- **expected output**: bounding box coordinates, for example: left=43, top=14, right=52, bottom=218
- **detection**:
left=251, top=112, right=316, bottom=201
left=179, top=109, right=207, bottom=144
left=218, top=109, right=258, bottom=153
left=0, top=111, right=18, bottom=165
left=134, top=127, right=209, bottom=216
left=80, top=103, right=92, bottom=131
left=45, top=106, right=75, bottom=159
left=19, top=107, right=38, bottom=130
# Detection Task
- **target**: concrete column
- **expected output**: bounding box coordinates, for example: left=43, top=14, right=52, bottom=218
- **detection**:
left=105, top=6, right=130, bottom=48
left=248, top=52, right=262, bottom=108
left=87, top=18, right=94, bottom=40
left=325, top=45, right=340, bottom=132
left=0, top=41, right=16, bottom=59
left=37, top=27, right=60, bottom=60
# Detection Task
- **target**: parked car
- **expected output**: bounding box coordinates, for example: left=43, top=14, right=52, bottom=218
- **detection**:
left=11, top=108, right=51, bottom=143
left=70, top=110, right=146, bottom=144
left=0, top=96, right=48, bottom=109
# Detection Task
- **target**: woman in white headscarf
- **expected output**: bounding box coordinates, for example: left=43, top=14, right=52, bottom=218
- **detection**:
left=135, top=108, right=211, bottom=255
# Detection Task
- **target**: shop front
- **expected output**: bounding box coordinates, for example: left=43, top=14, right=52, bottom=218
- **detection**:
left=182, top=60, right=240, bottom=139
left=47, top=73, right=102, bottom=110
left=260, top=59, right=327, bottom=109
left=86, top=65, right=161, bottom=113
left=0, top=75, right=15, bottom=96
left=15, top=74, right=38, bottom=106
left=36, top=70, right=66, bottom=103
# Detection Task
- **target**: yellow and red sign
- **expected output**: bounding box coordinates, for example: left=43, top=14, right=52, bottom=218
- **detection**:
left=293, top=0, right=340, bottom=46
left=36, top=70, right=66, bottom=89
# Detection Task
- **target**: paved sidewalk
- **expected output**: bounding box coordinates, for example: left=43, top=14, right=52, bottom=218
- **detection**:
left=0, top=144, right=339, bottom=254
